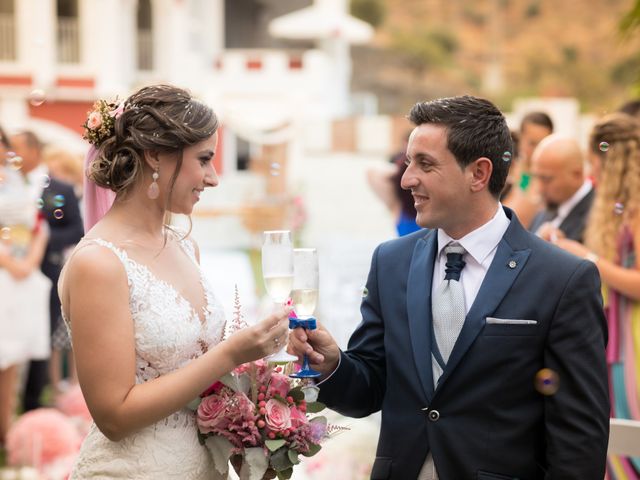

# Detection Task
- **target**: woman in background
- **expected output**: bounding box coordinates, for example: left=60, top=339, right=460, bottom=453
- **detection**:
left=543, top=112, right=640, bottom=479
left=0, top=126, right=51, bottom=445
left=367, top=139, right=420, bottom=237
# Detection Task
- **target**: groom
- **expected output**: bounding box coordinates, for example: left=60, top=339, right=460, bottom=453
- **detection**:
left=289, top=96, right=609, bottom=479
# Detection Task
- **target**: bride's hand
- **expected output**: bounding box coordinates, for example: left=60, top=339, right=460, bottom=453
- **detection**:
left=224, top=306, right=291, bottom=365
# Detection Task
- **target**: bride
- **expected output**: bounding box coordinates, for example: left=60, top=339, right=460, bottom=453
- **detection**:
left=58, top=85, right=290, bottom=479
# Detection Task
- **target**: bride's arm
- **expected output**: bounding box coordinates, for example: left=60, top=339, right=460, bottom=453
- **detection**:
left=66, top=245, right=288, bottom=442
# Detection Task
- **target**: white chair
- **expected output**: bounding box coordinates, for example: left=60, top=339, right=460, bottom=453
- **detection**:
left=609, top=418, right=640, bottom=457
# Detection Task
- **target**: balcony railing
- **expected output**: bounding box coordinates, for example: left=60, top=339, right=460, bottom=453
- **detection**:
left=57, top=17, right=79, bottom=63
left=137, top=29, right=153, bottom=71
left=0, top=13, right=16, bottom=61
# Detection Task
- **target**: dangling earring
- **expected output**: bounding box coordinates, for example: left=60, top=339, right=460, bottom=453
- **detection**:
left=147, top=166, right=160, bottom=200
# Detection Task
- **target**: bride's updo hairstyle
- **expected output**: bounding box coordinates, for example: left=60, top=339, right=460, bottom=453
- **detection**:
left=87, top=84, right=218, bottom=200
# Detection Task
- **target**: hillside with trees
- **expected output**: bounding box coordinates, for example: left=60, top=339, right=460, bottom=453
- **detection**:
left=350, top=0, right=640, bottom=113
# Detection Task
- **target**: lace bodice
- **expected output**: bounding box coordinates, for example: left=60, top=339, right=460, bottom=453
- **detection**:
left=90, top=236, right=226, bottom=383
left=65, top=234, right=226, bottom=384
left=66, top=232, right=227, bottom=479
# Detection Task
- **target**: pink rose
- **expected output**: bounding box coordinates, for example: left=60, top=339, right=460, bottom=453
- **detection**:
left=197, top=394, right=228, bottom=433
left=269, top=373, right=290, bottom=398
left=87, top=111, right=102, bottom=129
left=264, top=399, right=291, bottom=432
left=228, top=392, right=256, bottom=420
left=290, top=406, right=308, bottom=428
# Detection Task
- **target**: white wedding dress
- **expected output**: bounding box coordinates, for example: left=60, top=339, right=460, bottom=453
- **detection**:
left=65, top=233, right=227, bottom=479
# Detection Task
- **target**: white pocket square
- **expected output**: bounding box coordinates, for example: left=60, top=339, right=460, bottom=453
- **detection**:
left=485, top=317, right=537, bottom=325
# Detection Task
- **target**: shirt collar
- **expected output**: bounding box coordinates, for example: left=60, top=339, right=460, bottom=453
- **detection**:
left=24, top=165, right=49, bottom=199
left=555, top=180, right=593, bottom=222
left=437, top=204, right=510, bottom=265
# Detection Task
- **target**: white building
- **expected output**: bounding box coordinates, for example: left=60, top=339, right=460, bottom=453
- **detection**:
left=0, top=0, right=372, bottom=159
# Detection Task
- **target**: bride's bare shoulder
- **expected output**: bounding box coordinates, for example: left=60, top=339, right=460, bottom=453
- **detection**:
left=64, top=241, right=127, bottom=288
left=59, top=240, right=129, bottom=319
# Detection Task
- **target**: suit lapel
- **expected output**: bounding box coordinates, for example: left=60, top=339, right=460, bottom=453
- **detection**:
left=435, top=214, right=532, bottom=391
left=407, top=230, right=438, bottom=403
left=559, top=187, right=594, bottom=240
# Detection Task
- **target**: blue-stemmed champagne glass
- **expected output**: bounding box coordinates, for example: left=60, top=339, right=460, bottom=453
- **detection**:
left=289, top=248, right=321, bottom=378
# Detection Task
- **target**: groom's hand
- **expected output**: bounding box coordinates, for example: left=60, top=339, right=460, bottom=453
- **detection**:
left=288, top=321, right=340, bottom=376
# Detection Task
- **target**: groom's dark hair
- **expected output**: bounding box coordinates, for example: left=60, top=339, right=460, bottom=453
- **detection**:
left=408, top=95, right=512, bottom=199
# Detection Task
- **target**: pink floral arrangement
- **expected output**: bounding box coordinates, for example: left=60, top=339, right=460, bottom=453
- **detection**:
left=55, top=385, right=91, bottom=422
left=55, top=384, right=93, bottom=436
left=82, top=98, right=125, bottom=147
left=5, top=408, right=82, bottom=469
left=190, top=287, right=340, bottom=480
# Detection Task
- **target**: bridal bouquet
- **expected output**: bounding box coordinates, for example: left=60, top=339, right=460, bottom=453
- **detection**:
left=191, top=289, right=343, bottom=480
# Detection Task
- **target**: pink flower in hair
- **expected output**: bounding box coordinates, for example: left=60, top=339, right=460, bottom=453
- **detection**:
left=87, top=111, right=102, bottom=129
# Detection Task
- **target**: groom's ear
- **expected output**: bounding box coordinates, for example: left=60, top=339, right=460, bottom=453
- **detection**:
left=468, top=157, right=493, bottom=193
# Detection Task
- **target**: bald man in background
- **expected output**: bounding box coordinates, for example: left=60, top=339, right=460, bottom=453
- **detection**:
left=528, top=135, right=594, bottom=242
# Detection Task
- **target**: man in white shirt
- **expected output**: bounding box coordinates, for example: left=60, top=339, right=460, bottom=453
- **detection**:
left=528, top=135, right=595, bottom=242
left=289, top=96, right=608, bottom=479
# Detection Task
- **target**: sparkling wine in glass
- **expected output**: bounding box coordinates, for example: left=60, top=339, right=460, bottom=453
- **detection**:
left=290, top=248, right=321, bottom=378
left=262, top=230, right=298, bottom=363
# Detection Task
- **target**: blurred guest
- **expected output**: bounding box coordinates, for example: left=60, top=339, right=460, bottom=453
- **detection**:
left=43, top=146, right=84, bottom=199
left=10, top=131, right=83, bottom=411
left=617, top=98, right=640, bottom=119
left=367, top=136, right=420, bottom=237
left=0, top=126, right=51, bottom=445
left=529, top=135, right=594, bottom=242
left=501, top=111, right=553, bottom=228
left=42, top=146, right=84, bottom=395
left=518, top=111, right=554, bottom=181
left=543, top=112, right=640, bottom=477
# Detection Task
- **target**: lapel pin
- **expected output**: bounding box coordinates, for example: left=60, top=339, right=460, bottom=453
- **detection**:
left=508, top=260, right=517, bottom=269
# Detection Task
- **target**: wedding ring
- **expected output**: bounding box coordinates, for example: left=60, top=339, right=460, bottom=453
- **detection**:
left=274, top=337, right=280, bottom=348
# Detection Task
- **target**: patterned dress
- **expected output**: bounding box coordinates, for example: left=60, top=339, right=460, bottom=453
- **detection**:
left=605, top=226, right=640, bottom=479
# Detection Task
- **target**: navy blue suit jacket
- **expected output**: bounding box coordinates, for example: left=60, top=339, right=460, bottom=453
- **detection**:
left=319, top=208, right=609, bottom=480
left=40, top=178, right=84, bottom=324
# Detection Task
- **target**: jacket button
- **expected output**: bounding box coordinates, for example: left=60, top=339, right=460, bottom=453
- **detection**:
left=428, top=410, right=440, bottom=421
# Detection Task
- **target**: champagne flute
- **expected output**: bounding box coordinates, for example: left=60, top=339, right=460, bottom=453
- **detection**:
left=289, top=248, right=321, bottom=378
left=262, top=230, right=298, bottom=363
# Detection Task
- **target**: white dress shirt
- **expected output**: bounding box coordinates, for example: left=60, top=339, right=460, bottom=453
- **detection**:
left=547, top=180, right=593, bottom=229
left=432, top=205, right=511, bottom=313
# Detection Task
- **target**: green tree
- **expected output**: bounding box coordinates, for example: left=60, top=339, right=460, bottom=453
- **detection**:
left=350, top=0, right=386, bottom=28
left=390, top=28, right=459, bottom=76
left=620, top=0, right=640, bottom=94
